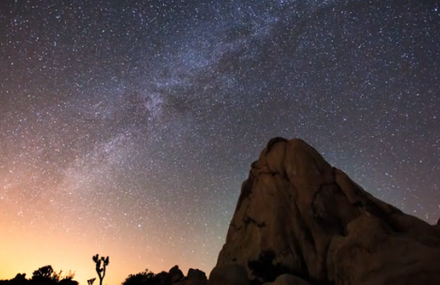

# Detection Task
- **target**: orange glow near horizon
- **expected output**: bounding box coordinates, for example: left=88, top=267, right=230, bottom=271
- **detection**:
left=0, top=226, right=214, bottom=285
left=0, top=195, right=217, bottom=285
left=0, top=141, right=226, bottom=285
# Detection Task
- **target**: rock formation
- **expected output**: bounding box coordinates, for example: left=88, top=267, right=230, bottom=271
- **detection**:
left=208, top=264, right=249, bottom=285
left=169, top=266, right=184, bottom=283
left=174, top=268, right=208, bottom=285
left=211, top=138, right=440, bottom=285
left=263, top=274, right=310, bottom=285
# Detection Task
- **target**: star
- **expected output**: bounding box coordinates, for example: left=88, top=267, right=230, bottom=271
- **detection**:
left=0, top=1, right=439, bottom=284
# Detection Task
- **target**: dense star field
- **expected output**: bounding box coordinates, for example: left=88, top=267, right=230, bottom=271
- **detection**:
left=1, top=0, right=439, bottom=284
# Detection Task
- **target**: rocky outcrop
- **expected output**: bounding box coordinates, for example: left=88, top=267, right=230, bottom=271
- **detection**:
left=128, top=266, right=207, bottom=285
left=208, top=264, right=249, bottom=285
left=169, top=266, right=184, bottom=283
left=186, top=269, right=207, bottom=285
left=174, top=269, right=207, bottom=285
left=213, top=138, right=440, bottom=285
left=263, top=274, right=309, bottom=285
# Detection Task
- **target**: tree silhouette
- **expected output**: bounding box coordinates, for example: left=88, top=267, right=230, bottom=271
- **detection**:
left=86, top=278, right=96, bottom=285
left=32, top=265, right=61, bottom=283
left=92, top=254, right=109, bottom=285
left=32, top=266, right=54, bottom=280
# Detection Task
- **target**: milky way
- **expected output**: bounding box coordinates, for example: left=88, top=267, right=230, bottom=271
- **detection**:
left=1, top=0, right=440, bottom=284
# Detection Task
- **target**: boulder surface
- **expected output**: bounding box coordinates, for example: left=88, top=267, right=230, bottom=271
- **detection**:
left=208, top=264, right=249, bottom=285
left=213, top=137, right=440, bottom=285
left=263, top=274, right=310, bottom=285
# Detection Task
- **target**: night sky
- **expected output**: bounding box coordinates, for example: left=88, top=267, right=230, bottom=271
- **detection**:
left=1, top=0, right=439, bottom=284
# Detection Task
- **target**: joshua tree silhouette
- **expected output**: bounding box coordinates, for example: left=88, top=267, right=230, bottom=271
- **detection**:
left=92, top=254, right=109, bottom=285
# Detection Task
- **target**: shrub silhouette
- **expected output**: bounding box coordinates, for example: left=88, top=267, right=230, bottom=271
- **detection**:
left=92, top=254, right=109, bottom=285
left=32, top=266, right=55, bottom=281
left=121, top=269, right=164, bottom=285
left=57, top=279, right=77, bottom=285
left=1, top=266, right=77, bottom=285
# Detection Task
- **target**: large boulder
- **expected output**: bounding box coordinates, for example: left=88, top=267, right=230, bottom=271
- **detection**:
left=156, top=271, right=172, bottom=285
left=161, top=268, right=208, bottom=285
left=186, top=269, right=207, bottom=285
left=168, top=265, right=184, bottom=283
left=263, top=274, right=309, bottom=285
left=213, top=138, right=440, bottom=285
left=173, top=269, right=208, bottom=285
left=208, top=264, right=249, bottom=285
